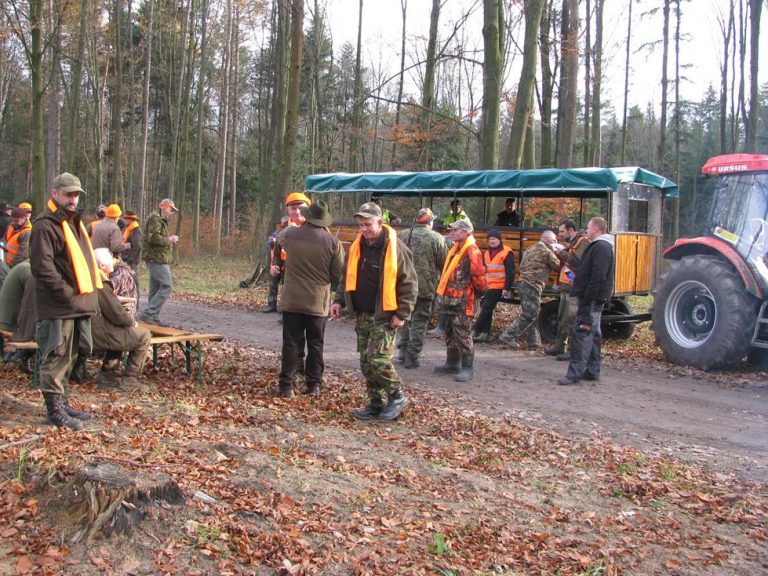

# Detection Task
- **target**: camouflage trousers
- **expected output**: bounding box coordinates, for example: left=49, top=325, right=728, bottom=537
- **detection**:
left=396, top=297, right=433, bottom=358
left=445, top=312, right=474, bottom=356
left=355, top=312, right=402, bottom=403
left=501, top=282, right=541, bottom=346
left=554, top=291, right=578, bottom=349
left=267, top=273, right=280, bottom=305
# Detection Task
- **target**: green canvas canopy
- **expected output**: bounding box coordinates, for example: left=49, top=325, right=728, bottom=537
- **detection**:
left=305, top=166, right=678, bottom=198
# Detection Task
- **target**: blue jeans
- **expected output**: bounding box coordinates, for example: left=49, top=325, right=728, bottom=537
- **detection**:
left=144, top=262, right=172, bottom=320
left=565, top=301, right=604, bottom=380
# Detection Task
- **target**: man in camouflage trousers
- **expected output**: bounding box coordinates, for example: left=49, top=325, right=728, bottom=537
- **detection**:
left=331, top=202, right=417, bottom=421
left=499, top=230, right=560, bottom=349
left=395, top=208, right=448, bottom=368
left=434, top=218, right=486, bottom=382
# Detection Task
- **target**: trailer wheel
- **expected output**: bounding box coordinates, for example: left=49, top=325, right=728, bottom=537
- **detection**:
left=601, top=299, right=636, bottom=340
left=651, top=255, right=758, bottom=370
left=537, top=299, right=560, bottom=344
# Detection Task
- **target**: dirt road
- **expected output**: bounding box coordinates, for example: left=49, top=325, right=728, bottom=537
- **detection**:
left=164, top=299, right=768, bottom=480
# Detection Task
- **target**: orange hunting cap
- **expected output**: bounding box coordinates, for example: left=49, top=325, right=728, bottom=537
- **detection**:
left=105, top=204, right=122, bottom=218
left=285, top=192, right=312, bottom=207
left=18, top=202, right=32, bottom=212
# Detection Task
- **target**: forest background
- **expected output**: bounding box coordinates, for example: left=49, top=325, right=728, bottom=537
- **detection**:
left=0, top=0, right=766, bottom=256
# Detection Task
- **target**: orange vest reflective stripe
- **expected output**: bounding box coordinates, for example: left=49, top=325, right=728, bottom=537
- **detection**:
left=4, top=222, right=32, bottom=264
left=346, top=225, right=399, bottom=311
left=483, top=247, right=510, bottom=290
left=122, top=220, right=139, bottom=244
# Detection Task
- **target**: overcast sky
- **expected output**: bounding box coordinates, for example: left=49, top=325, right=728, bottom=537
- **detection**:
left=323, top=0, right=766, bottom=113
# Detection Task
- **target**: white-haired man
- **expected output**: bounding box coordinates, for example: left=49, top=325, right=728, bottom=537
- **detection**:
left=498, top=229, right=560, bottom=349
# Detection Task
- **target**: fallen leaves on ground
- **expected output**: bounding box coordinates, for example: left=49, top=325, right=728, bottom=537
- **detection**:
left=0, top=337, right=766, bottom=576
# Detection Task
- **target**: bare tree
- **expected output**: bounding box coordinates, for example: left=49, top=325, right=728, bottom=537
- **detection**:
left=555, top=0, right=578, bottom=168
left=743, top=0, right=761, bottom=152
left=656, top=0, right=670, bottom=174
left=480, top=0, right=504, bottom=169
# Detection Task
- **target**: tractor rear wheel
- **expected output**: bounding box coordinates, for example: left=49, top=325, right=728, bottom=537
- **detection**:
left=651, top=255, right=758, bottom=370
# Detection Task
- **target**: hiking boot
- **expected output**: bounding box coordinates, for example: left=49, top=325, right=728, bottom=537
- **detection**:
left=473, top=332, right=489, bottom=343
left=119, top=375, right=143, bottom=391
left=454, top=353, right=474, bottom=383
left=426, top=326, right=444, bottom=337
left=95, top=370, right=121, bottom=388
left=393, top=348, right=407, bottom=364
left=352, top=399, right=384, bottom=420
left=378, top=392, right=410, bottom=421
left=62, top=395, right=92, bottom=420
left=582, top=372, right=600, bottom=381
left=434, top=348, right=460, bottom=374
left=557, top=376, right=580, bottom=386
left=277, top=385, right=294, bottom=399
left=68, top=354, right=88, bottom=383
left=498, top=333, right=520, bottom=349
left=544, top=346, right=564, bottom=356
left=305, top=383, right=321, bottom=397
left=403, top=354, right=420, bottom=369
left=556, top=352, right=571, bottom=361
left=261, top=302, right=278, bottom=313
left=43, top=393, right=83, bottom=431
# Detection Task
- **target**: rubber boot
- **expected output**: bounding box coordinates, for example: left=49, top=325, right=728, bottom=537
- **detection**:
left=262, top=298, right=278, bottom=313
left=434, top=348, right=461, bottom=374
left=393, top=347, right=407, bottom=364
left=62, top=395, right=92, bottom=420
left=43, top=393, right=83, bottom=431
left=455, top=352, right=474, bottom=383
left=352, top=397, right=384, bottom=420
left=403, top=353, right=420, bottom=369
left=378, top=391, right=410, bottom=421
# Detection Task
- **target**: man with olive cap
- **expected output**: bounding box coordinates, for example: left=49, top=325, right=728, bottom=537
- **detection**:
left=331, top=202, right=417, bottom=421
left=394, top=207, right=448, bottom=368
left=138, top=198, right=179, bottom=325
left=30, top=172, right=101, bottom=430
left=275, top=200, right=345, bottom=398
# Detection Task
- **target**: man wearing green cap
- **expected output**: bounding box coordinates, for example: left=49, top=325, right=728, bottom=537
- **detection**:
left=30, top=172, right=100, bottom=430
left=139, top=198, right=179, bottom=324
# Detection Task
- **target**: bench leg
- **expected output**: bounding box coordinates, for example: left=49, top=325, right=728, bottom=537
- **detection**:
left=31, top=350, right=41, bottom=390
left=185, top=341, right=192, bottom=375
left=152, top=344, right=158, bottom=367
left=197, top=341, right=203, bottom=384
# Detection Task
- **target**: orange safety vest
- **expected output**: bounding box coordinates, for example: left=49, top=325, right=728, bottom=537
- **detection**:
left=4, top=221, right=32, bottom=264
left=48, top=199, right=103, bottom=294
left=483, top=247, right=511, bottom=290
left=346, top=225, right=399, bottom=312
left=437, top=236, right=485, bottom=316
left=122, top=220, right=139, bottom=244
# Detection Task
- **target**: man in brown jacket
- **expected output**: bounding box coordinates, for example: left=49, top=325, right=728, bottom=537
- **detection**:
left=91, top=203, right=125, bottom=257
left=30, top=172, right=101, bottom=430
left=275, top=200, right=344, bottom=398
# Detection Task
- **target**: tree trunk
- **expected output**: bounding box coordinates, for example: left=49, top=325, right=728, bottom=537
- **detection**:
left=656, top=0, right=670, bottom=174
left=743, top=0, right=761, bottom=152
left=589, top=0, right=603, bottom=165
left=554, top=0, right=578, bottom=168
left=718, top=3, right=733, bottom=154
left=110, top=0, right=124, bottom=202
left=390, top=0, right=407, bottom=169
left=620, top=0, right=632, bottom=165
left=350, top=0, right=364, bottom=172
left=268, top=0, right=288, bottom=217
left=137, top=0, right=154, bottom=219
left=214, top=0, right=233, bottom=253
left=538, top=0, right=554, bottom=168
left=583, top=0, right=591, bottom=165
left=480, top=0, right=504, bottom=169
left=504, top=0, right=545, bottom=169
left=228, top=13, right=240, bottom=236
left=420, top=0, right=440, bottom=170
left=275, top=0, right=304, bottom=196
left=193, top=0, right=208, bottom=253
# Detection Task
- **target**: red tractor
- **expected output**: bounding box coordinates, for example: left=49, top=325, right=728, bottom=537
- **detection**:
left=652, top=154, right=768, bottom=370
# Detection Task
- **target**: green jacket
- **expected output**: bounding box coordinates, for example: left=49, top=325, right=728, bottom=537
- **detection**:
left=398, top=224, right=448, bottom=300
left=142, top=210, right=172, bottom=264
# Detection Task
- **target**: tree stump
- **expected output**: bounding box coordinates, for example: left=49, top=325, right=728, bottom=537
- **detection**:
left=62, top=462, right=184, bottom=543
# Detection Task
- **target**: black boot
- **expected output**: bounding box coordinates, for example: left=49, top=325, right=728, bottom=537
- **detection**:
left=403, top=354, right=420, bottom=369
left=262, top=300, right=278, bottom=313
left=11, top=350, right=34, bottom=375
left=455, top=352, right=474, bottom=382
left=393, top=347, right=407, bottom=364
left=43, top=393, right=83, bottom=431
left=378, top=391, right=410, bottom=421
left=69, top=354, right=88, bottom=383
left=62, top=395, right=92, bottom=420
left=544, top=345, right=564, bottom=356
left=352, top=398, right=384, bottom=420
left=434, top=348, right=461, bottom=374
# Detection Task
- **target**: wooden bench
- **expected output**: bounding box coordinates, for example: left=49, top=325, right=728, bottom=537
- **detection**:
left=1, top=324, right=223, bottom=388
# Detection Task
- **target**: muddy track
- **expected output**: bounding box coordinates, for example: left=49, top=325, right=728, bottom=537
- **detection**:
left=163, top=299, right=768, bottom=480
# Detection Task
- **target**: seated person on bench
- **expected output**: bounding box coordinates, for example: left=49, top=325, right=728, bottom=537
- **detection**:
left=91, top=248, right=151, bottom=391
left=0, top=260, right=36, bottom=373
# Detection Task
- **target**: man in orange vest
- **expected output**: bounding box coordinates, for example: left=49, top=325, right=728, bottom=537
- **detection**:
left=472, top=228, right=515, bottom=343
left=30, top=172, right=101, bottom=430
left=121, top=211, right=143, bottom=270
left=434, top=218, right=486, bottom=382
left=331, top=202, right=417, bottom=421
left=4, top=207, right=32, bottom=267
left=264, top=192, right=311, bottom=313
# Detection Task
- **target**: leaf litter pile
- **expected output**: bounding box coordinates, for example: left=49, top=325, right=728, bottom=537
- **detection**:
left=1, top=337, right=766, bottom=576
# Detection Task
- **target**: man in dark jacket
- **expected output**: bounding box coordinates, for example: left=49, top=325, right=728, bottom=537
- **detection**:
left=494, top=198, right=521, bottom=227
left=121, top=211, right=143, bottom=269
left=275, top=200, right=344, bottom=398
left=138, top=198, right=179, bottom=324
left=331, top=202, right=417, bottom=421
left=30, top=172, right=101, bottom=430
left=558, top=217, right=615, bottom=385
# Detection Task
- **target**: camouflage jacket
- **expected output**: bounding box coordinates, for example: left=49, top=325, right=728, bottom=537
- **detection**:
left=142, top=210, right=172, bottom=264
left=398, top=224, right=448, bottom=300
left=519, top=242, right=560, bottom=292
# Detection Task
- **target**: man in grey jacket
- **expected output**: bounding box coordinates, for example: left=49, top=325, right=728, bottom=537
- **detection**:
left=276, top=200, right=345, bottom=398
